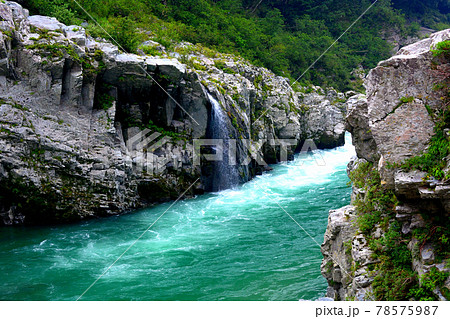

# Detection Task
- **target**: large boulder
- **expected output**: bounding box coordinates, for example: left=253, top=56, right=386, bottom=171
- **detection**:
left=303, top=92, right=346, bottom=149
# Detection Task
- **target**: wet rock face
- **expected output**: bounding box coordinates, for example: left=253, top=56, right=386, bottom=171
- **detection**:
left=0, top=1, right=347, bottom=225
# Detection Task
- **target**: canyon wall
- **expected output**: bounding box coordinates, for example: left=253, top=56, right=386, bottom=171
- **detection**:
left=0, top=1, right=346, bottom=225
left=321, top=29, right=450, bottom=301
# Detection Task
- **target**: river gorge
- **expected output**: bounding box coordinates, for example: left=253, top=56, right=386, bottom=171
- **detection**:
left=1, top=1, right=449, bottom=302
left=0, top=134, right=354, bottom=301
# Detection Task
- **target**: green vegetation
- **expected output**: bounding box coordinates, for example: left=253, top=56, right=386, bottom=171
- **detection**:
left=349, top=162, right=397, bottom=234
left=349, top=161, right=449, bottom=300
left=399, top=96, right=414, bottom=104
left=372, top=267, right=417, bottom=300
left=213, top=60, right=236, bottom=74
left=410, top=267, right=450, bottom=301
left=401, top=123, right=450, bottom=179
left=0, top=97, right=30, bottom=112
left=26, top=43, right=77, bottom=60
left=186, top=58, right=207, bottom=71
left=94, top=83, right=115, bottom=111
left=0, top=127, right=12, bottom=135
left=431, top=40, right=450, bottom=59
left=412, top=212, right=450, bottom=264
left=24, top=0, right=448, bottom=91
left=144, top=120, right=187, bottom=142
left=26, top=42, right=102, bottom=78
left=344, top=240, right=352, bottom=256
left=10, top=102, right=30, bottom=112
left=392, top=1, right=450, bottom=31
left=139, top=44, right=161, bottom=56
left=95, top=93, right=115, bottom=111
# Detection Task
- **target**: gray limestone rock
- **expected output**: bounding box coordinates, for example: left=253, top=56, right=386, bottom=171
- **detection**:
left=420, top=243, right=435, bottom=265
left=345, top=94, right=379, bottom=163
left=323, top=28, right=450, bottom=300
left=0, top=1, right=347, bottom=225
left=366, top=30, right=450, bottom=185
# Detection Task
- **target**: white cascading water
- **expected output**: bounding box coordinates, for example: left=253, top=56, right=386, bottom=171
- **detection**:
left=207, top=93, right=240, bottom=191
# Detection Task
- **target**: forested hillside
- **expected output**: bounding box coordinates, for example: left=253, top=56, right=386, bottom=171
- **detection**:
left=23, top=0, right=450, bottom=91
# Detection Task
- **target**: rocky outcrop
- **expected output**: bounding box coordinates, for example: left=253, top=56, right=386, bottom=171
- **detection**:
left=0, top=3, right=209, bottom=225
left=345, top=94, right=378, bottom=163
left=321, top=159, right=378, bottom=301
left=322, top=29, right=450, bottom=300
left=382, top=26, right=435, bottom=55
left=358, top=28, right=450, bottom=206
left=0, top=1, right=346, bottom=225
left=321, top=205, right=372, bottom=301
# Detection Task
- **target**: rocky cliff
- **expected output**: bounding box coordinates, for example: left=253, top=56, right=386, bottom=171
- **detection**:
left=321, top=30, right=450, bottom=300
left=0, top=1, right=346, bottom=225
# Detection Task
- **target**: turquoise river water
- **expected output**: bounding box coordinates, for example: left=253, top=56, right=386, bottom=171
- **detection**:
left=0, top=133, right=355, bottom=301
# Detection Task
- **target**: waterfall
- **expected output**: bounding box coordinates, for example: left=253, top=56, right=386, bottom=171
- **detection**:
left=207, top=93, right=240, bottom=191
